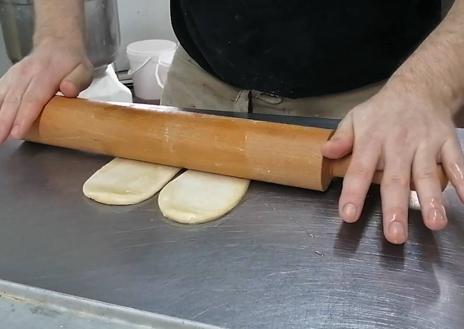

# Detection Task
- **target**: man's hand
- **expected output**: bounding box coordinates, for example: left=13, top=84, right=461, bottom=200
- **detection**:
left=0, top=40, right=92, bottom=143
left=0, top=0, right=88, bottom=144
left=323, top=81, right=463, bottom=244
left=323, top=0, right=464, bottom=244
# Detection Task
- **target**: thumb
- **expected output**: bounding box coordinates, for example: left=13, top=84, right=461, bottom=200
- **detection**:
left=322, top=113, right=354, bottom=159
left=60, top=61, right=93, bottom=98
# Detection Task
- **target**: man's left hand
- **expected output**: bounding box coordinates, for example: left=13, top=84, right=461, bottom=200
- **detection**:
left=322, top=78, right=464, bottom=244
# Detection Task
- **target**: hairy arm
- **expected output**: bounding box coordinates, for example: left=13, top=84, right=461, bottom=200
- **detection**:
left=390, top=0, right=464, bottom=114
left=34, top=0, right=86, bottom=47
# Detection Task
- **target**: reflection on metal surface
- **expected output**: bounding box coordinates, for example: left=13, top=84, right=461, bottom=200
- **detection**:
left=0, top=138, right=464, bottom=328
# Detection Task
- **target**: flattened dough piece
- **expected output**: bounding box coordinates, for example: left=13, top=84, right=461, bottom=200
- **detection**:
left=158, top=170, right=250, bottom=224
left=83, top=158, right=180, bottom=205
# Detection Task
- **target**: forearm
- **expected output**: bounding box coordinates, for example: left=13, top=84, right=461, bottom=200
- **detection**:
left=33, top=0, right=85, bottom=47
left=388, top=0, right=464, bottom=113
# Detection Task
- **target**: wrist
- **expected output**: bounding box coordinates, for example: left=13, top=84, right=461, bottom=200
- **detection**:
left=34, top=31, right=85, bottom=48
left=33, top=0, right=85, bottom=50
left=33, top=34, right=87, bottom=56
left=386, top=68, right=464, bottom=116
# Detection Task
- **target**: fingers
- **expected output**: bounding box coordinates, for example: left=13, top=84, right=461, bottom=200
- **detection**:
left=441, top=137, right=464, bottom=202
left=0, top=44, right=93, bottom=144
left=0, top=75, right=31, bottom=142
left=11, top=74, right=60, bottom=139
left=412, top=146, right=447, bottom=231
left=339, top=141, right=380, bottom=223
left=1, top=61, right=93, bottom=139
left=60, top=62, right=93, bottom=97
left=381, top=149, right=413, bottom=245
left=322, top=114, right=354, bottom=159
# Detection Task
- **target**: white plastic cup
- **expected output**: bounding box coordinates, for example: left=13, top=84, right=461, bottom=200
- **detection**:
left=127, top=39, right=177, bottom=100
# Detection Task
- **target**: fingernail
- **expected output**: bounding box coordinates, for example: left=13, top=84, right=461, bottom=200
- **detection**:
left=342, top=203, right=357, bottom=222
left=428, top=207, right=446, bottom=222
left=388, top=221, right=406, bottom=244
left=11, top=124, right=20, bottom=139
left=427, top=206, right=447, bottom=229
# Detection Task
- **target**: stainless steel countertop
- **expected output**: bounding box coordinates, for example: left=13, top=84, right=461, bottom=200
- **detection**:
left=1, top=134, right=464, bottom=329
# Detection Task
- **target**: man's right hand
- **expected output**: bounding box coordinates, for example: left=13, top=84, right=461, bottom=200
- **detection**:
left=0, top=39, right=93, bottom=144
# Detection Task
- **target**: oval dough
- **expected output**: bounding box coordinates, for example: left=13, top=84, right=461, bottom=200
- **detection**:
left=83, top=158, right=180, bottom=205
left=158, top=170, right=250, bottom=224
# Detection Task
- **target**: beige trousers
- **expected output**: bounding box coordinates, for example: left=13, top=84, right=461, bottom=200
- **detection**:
left=161, top=47, right=383, bottom=119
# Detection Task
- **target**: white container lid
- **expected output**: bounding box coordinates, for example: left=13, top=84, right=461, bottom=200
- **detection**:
left=127, top=39, right=177, bottom=57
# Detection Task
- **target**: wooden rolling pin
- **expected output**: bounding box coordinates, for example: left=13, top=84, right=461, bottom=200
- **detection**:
left=25, top=96, right=447, bottom=191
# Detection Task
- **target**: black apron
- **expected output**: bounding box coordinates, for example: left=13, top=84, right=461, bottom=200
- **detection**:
left=171, top=0, right=441, bottom=98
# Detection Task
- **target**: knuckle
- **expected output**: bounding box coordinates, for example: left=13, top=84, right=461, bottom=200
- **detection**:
left=348, top=164, right=371, bottom=178
left=18, top=63, right=33, bottom=76
left=341, top=186, right=365, bottom=200
left=362, top=138, right=382, bottom=154
left=21, top=92, right=46, bottom=105
left=20, top=98, right=39, bottom=109
left=3, top=93, right=21, bottom=107
left=0, top=120, right=11, bottom=132
left=341, top=183, right=365, bottom=202
left=391, top=130, right=412, bottom=147
left=414, top=169, right=436, bottom=182
left=18, top=102, right=42, bottom=118
left=17, top=60, right=44, bottom=77
left=383, top=174, right=410, bottom=189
